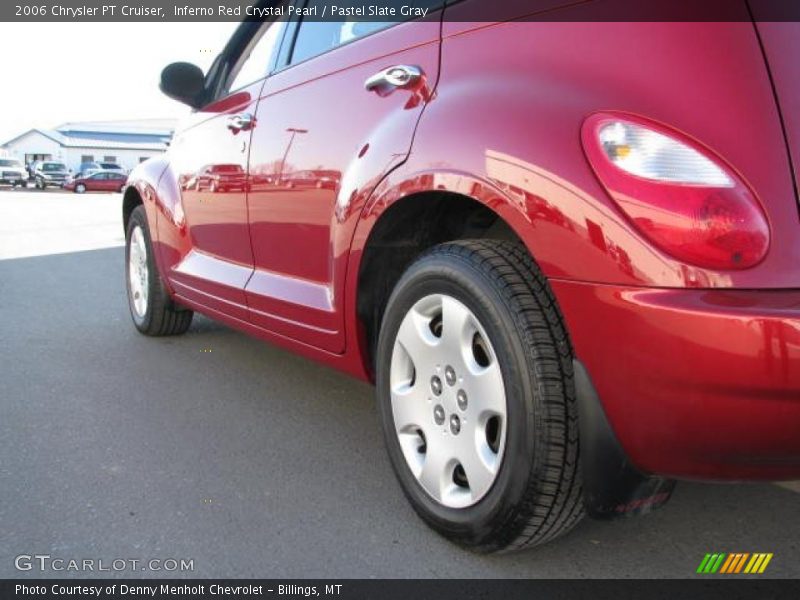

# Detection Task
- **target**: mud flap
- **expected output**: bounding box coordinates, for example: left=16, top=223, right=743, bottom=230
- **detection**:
left=574, top=359, right=676, bottom=519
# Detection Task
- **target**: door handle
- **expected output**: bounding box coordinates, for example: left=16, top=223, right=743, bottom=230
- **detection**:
left=365, top=65, right=423, bottom=97
left=227, top=113, right=255, bottom=133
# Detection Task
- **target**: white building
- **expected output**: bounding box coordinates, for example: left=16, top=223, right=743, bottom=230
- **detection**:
left=1, top=118, right=176, bottom=173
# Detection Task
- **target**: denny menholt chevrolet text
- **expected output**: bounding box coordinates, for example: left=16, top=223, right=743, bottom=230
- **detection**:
left=121, top=0, right=800, bottom=552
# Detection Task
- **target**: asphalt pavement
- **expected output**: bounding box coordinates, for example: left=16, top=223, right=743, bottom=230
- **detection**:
left=1, top=190, right=798, bottom=578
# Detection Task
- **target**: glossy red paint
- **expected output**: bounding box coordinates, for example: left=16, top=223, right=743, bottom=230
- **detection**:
left=164, top=83, right=264, bottom=320
left=245, top=20, right=439, bottom=352
left=755, top=22, right=800, bottom=194
left=551, top=280, right=800, bottom=481
left=126, top=12, right=800, bottom=481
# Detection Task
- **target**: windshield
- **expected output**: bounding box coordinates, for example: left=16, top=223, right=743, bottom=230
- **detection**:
left=0, top=159, right=23, bottom=167
left=43, top=163, right=67, bottom=171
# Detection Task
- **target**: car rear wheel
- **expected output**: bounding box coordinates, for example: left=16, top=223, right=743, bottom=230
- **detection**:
left=126, top=205, right=193, bottom=336
left=376, top=240, right=584, bottom=552
left=75, top=183, right=86, bottom=194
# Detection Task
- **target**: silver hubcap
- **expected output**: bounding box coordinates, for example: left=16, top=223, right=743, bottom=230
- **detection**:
left=128, top=226, right=149, bottom=318
left=390, top=294, right=507, bottom=508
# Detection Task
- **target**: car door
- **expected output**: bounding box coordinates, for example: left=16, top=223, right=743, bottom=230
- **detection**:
left=166, top=21, right=286, bottom=320
left=86, top=173, right=104, bottom=191
left=93, top=173, right=108, bottom=191
left=246, top=2, right=442, bottom=352
left=99, top=173, right=117, bottom=191
left=108, top=172, right=126, bottom=191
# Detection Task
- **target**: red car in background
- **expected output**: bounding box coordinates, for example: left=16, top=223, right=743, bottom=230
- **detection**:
left=65, top=171, right=128, bottom=193
left=121, top=0, right=800, bottom=553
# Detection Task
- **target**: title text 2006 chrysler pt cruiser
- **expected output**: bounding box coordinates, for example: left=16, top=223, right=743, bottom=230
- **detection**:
left=122, top=1, right=800, bottom=551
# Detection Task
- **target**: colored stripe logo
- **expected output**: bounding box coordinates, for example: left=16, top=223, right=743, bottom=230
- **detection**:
left=697, top=553, right=773, bottom=574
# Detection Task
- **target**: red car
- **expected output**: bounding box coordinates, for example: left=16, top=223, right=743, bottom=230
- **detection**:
left=65, top=171, right=128, bottom=193
left=122, top=2, right=800, bottom=552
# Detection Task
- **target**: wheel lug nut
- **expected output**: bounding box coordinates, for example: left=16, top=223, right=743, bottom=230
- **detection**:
left=445, top=365, right=456, bottom=386
left=449, top=414, right=461, bottom=435
left=457, top=389, right=468, bottom=411
left=433, top=404, right=445, bottom=425
left=430, top=376, right=443, bottom=396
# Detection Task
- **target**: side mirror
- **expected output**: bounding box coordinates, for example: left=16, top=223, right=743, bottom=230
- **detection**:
left=159, top=62, right=206, bottom=109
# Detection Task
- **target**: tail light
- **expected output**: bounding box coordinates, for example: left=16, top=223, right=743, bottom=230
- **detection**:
left=581, top=113, right=769, bottom=270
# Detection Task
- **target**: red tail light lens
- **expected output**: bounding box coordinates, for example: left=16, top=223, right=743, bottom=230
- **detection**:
left=581, top=113, right=770, bottom=270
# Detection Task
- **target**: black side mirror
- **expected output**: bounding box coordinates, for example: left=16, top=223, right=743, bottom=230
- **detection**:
left=159, top=62, right=206, bottom=109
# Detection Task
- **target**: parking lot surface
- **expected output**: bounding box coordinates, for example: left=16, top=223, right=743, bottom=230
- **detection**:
left=1, top=190, right=798, bottom=578
left=0, top=188, right=123, bottom=260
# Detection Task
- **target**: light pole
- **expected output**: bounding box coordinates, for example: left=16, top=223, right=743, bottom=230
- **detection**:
left=278, top=127, right=307, bottom=186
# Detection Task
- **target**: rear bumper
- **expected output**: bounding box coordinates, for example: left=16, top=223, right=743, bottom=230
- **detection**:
left=551, top=280, right=800, bottom=481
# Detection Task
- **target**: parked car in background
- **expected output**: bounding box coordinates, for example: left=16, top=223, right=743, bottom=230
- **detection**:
left=187, top=164, right=249, bottom=192
left=283, top=169, right=340, bottom=190
left=76, top=162, right=127, bottom=179
left=122, top=3, right=800, bottom=553
left=98, top=162, right=127, bottom=174
left=64, top=171, right=127, bottom=193
left=76, top=162, right=101, bottom=178
left=0, top=157, right=28, bottom=188
left=34, top=161, right=69, bottom=189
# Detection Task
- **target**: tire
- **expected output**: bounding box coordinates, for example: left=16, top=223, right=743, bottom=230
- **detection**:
left=376, top=240, right=584, bottom=552
left=75, top=183, right=86, bottom=194
left=125, top=205, right=193, bottom=336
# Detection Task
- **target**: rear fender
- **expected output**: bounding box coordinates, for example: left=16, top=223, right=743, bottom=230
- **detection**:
left=345, top=162, right=536, bottom=378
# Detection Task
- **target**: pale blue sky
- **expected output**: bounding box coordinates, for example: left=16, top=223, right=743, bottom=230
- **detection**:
left=0, top=22, right=238, bottom=142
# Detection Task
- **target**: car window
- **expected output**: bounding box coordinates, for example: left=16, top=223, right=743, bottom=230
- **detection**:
left=227, top=21, right=284, bottom=94
left=290, top=18, right=392, bottom=65
left=288, top=0, right=442, bottom=65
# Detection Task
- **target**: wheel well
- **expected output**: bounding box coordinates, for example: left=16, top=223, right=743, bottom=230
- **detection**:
left=122, top=187, right=143, bottom=233
left=356, top=192, right=521, bottom=377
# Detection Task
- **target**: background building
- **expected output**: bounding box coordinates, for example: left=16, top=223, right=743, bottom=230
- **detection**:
left=1, top=118, right=176, bottom=173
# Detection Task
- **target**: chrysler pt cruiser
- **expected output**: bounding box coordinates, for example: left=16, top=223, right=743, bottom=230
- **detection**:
left=122, top=0, right=800, bottom=552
